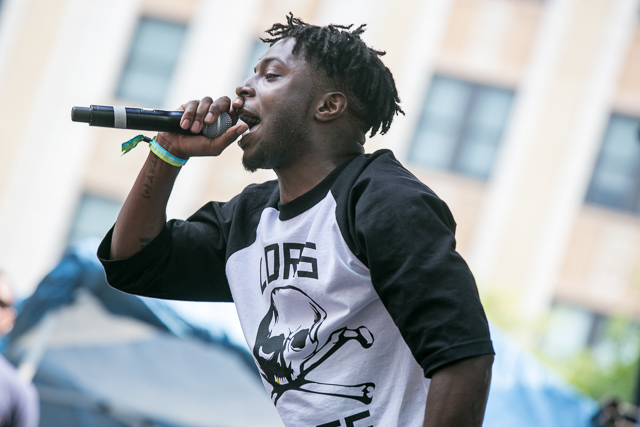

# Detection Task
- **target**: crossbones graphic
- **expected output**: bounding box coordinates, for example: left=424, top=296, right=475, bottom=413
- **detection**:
left=253, top=286, right=375, bottom=405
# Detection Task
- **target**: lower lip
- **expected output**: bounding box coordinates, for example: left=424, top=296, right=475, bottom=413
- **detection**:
left=239, top=124, right=260, bottom=148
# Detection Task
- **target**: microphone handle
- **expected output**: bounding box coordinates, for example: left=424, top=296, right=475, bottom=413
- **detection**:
left=71, top=105, right=231, bottom=138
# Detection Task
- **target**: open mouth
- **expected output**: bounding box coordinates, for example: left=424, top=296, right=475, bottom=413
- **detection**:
left=239, top=111, right=261, bottom=132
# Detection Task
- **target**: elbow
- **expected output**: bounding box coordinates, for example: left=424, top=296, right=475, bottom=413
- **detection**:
left=470, top=353, right=494, bottom=384
left=431, top=353, right=494, bottom=388
left=478, top=353, right=495, bottom=370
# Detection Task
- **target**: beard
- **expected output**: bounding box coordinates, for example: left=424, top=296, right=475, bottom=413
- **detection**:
left=242, top=102, right=311, bottom=173
left=242, top=141, right=301, bottom=172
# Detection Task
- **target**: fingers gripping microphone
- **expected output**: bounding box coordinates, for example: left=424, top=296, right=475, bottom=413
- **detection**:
left=71, top=105, right=232, bottom=139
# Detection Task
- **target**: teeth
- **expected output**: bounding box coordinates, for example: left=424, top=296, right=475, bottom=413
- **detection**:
left=240, top=113, right=260, bottom=129
left=275, top=376, right=289, bottom=385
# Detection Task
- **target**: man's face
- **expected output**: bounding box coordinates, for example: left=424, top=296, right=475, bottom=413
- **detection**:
left=0, top=277, right=15, bottom=336
left=235, top=38, right=319, bottom=172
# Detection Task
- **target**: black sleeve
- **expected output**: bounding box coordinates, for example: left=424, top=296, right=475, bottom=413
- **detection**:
left=349, top=154, right=494, bottom=377
left=97, top=201, right=234, bottom=302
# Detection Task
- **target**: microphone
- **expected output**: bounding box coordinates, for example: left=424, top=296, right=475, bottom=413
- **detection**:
left=71, top=105, right=232, bottom=139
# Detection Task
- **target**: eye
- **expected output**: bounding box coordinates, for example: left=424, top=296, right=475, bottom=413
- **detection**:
left=290, top=329, right=310, bottom=351
left=265, top=73, right=279, bottom=80
left=261, top=334, right=285, bottom=354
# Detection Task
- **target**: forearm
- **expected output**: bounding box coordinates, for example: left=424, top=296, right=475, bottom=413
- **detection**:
left=110, top=151, right=181, bottom=260
left=109, top=96, right=247, bottom=260
left=423, top=354, right=493, bottom=427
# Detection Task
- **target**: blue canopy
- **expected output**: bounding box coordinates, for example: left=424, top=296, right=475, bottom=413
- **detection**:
left=3, top=240, right=599, bottom=426
left=3, top=240, right=282, bottom=427
left=484, top=325, right=597, bottom=426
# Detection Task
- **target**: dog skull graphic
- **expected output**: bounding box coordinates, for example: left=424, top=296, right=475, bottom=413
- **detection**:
left=254, top=286, right=326, bottom=385
left=253, top=286, right=375, bottom=405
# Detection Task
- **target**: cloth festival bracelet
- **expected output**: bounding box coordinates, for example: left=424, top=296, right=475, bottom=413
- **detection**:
left=121, top=134, right=188, bottom=168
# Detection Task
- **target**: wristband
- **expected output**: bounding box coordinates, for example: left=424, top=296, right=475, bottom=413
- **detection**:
left=121, top=134, right=188, bottom=167
left=148, top=138, right=188, bottom=167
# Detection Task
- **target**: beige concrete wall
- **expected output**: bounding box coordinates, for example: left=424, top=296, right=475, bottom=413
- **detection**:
left=491, top=0, right=615, bottom=290
left=0, top=0, right=69, bottom=197
left=3, top=0, right=640, bottom=325
left=81, top=0, right=197, bottom=204
left=616, top=24, right=640, bottom=115
left=410, top=169, right=487, bottom=258
left=399, top=0, right=546, bottom=258
left=618, top=25, right=640, bottom=95
left=469, top=0, right=638, bottom=312
left=438, top=0, right=543, bottom=86
left=556, top=206, right=640, bottom=319
left=554, top=18, right=640, bottom=319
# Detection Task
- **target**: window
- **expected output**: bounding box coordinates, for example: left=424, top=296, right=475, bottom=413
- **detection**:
left=540, top=302, right=594, bottom=359
left=67, top=194, right=122, bottom=248
left=541, top=301, right=640, bottom=365
left=408, top=75, right=514, bottom=180
left=586, top=114, right=640, bottom=214
left=116, top=17, right=187, bottom=107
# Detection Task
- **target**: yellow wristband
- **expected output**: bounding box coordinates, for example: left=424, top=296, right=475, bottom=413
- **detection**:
left=148, top=138, right=188, bottom=167
left=121, top=134, right=187, bottom=167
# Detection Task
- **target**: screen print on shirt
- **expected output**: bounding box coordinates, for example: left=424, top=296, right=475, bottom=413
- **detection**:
left=225, top=193, right=426, bottom=426
left=99, top=150, right=492, bottom=426
left=253, top=229, right=376, bottom=405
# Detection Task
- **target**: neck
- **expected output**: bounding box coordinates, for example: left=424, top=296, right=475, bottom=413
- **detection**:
left=275, top=145, right=363, bottom=204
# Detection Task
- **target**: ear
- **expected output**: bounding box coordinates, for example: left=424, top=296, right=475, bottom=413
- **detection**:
left=314, top=92, right=348, bottom=122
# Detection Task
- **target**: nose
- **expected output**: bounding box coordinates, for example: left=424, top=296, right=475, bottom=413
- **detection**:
left=235, top=80, right=255, bottom=98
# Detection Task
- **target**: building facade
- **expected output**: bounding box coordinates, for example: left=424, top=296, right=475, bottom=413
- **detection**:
left=1, top=0, right=639, bottom=356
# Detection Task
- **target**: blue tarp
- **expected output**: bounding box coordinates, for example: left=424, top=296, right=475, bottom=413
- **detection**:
left=485, top=325, right=598, bottom=426
left=3, top=241, right=282, bottom=427
left=3, top=239, right=600, bottom=426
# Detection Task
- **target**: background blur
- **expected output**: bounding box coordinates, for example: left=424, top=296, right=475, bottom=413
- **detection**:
left=1, top=0, right=640, bottom=411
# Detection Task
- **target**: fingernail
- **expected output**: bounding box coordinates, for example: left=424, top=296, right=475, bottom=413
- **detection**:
left=205, top=112, right=213, bottom=123
left=182, top=119, right=190, bottom=129
left=191, top=121, right=200, bottom=132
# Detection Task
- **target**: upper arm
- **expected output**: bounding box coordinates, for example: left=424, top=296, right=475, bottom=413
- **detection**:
left=424, top=354, right=494, bottom=426
left=98, top=202, right=234, bottom=302
left=343, top=157, right=494, bottom=376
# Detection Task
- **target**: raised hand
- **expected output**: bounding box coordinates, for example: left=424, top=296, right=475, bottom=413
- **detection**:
left=156, top=96, right=249, bottom=160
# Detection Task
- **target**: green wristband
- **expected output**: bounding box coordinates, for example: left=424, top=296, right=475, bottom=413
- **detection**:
left=148, top=138, right=188, bottom=167
left=121, top=134, right=188, bottom=167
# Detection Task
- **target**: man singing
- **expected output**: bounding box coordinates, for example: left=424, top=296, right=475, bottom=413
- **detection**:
left=99, top=14, right=494, bottom=426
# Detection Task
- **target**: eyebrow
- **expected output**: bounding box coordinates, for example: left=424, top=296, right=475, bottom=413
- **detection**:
left=253, top=57, right=286, bottom=73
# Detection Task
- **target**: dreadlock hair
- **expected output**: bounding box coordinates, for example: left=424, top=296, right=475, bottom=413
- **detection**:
left=261, top=13, right=404, bottom=140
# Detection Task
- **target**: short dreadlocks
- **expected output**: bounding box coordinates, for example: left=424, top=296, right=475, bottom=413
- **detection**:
left=261, top=13, right=404, bottom=139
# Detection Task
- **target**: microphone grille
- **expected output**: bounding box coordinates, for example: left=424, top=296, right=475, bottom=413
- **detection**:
left=202, top=112, right=233, bottom=139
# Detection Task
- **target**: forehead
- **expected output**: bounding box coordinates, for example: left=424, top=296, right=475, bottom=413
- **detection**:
left=258, top=38, right=307, bottom=69
left=0, top=277, right=12, bottom=303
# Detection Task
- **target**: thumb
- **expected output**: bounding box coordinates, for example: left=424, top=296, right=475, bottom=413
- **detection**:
left=203, top=122, right=249, bottom=156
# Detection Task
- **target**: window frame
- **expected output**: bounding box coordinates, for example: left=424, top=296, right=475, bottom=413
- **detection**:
left=585, top=113, right=640, bottom=215
left=115, top=16, right=188, bottom=107
left=408, top=74, right=515, bottom=181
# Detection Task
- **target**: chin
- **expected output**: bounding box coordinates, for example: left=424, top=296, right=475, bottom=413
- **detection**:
left=242, top=152, right=266, bottom=173
left=242, top=161, right=259, bottom=173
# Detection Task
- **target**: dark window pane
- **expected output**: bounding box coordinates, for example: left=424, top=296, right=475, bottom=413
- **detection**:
left=409, top=75, right=514, bottom=181
left=116, top=17, right=187, bottom=106
left=586, top=114, right=640, bottom=213
left=455, top=86, right=513, bottom=179
left=67, top=194, right=122, bottom=248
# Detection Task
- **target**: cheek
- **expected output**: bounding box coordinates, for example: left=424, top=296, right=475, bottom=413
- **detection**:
left=0, top=309, right=15, bottom=333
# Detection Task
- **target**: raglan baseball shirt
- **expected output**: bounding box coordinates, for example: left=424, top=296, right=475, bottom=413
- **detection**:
left=98, top=149, right=494, bottom=427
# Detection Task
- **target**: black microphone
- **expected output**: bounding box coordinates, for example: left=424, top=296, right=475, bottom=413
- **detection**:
left=71, top=105, right=232, bottom=139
